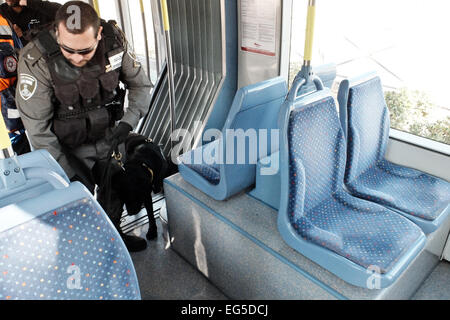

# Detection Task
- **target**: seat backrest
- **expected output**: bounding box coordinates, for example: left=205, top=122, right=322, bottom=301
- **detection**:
left=221, top=76, right=288, bottom=163
left=280, top=89, right=346, bottom=216
left=0, top=151, right=141, bottom=300
left=338, top=74, right=390, bottom=182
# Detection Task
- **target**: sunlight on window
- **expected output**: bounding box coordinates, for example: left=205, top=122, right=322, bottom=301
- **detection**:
left=97, top=0, right=120, bottom=22
left=290, top=0, right=450, bottom=145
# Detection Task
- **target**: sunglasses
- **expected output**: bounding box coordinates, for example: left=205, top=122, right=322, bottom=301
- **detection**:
left=58, top=40, right=99, bottom=56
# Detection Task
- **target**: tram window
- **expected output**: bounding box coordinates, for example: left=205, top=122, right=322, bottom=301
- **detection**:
left=97, top=0, right=120, bottom=23
left=141, top=0, right=157, bottom=84
left=125, top=0, right=157, bottom=83
left=289, top=0, right=450, bottom=146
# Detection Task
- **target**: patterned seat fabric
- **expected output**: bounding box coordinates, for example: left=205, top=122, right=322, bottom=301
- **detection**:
left=180, top=140, right=221, bottom=186
left=344, top=77, right=450, bottom=224
left=287, top=96, right=423, bottom=274
left=184, top=162, right=220, bottom=185
left=0, top=198, right=140, bottom=300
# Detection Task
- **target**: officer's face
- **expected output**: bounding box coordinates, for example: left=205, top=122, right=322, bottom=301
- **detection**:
left=57, top=23, right=102, bottom=68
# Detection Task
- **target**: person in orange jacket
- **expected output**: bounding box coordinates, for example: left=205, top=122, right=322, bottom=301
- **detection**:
left=0, top=12, right=30, bottom=155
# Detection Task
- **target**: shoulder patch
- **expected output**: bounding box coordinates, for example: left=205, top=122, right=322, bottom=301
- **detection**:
left=19, top=74, right=38, bottom=101
left=127, top=45, right=141, bottom=68
left=4, top=56, right=17, bottom=73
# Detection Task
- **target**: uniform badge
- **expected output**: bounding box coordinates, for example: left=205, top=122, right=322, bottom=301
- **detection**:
left=108, top=50, right=124, bottom=71
left=4, top=56, right=17, bottom=73
left=19, top=74, right=37, bottom=101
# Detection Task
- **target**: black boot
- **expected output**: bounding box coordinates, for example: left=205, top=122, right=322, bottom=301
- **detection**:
left=146, top=226, right=158, bottom=241
left=120, top=232, right=148, bottom=252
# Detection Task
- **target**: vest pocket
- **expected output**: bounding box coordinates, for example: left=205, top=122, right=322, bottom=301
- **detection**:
left=53, top=118, right=88, bottom=148
left=54, top=83, right=79, bottom=107
left=77, top=78, right=101, bottom=107
left=86, top=108, right=110, bottom=142
left=98, top=71, right=120, bottom=102
left=98, top=71, right=120, bottom=92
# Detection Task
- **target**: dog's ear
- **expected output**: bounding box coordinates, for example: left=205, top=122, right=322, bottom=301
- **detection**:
left=151, top=152, right=169, bottom=194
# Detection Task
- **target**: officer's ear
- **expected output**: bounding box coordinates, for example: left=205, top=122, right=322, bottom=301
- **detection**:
left=97, top=26, right=103, bottom=41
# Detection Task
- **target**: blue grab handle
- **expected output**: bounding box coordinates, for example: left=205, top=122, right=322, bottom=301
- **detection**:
left=288, top=74, right=324, bottom=102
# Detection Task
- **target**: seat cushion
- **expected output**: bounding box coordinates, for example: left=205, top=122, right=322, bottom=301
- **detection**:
left=347, top=159, right=450, bottom=221
left=288, top=190, right=424, bottom=274
left=179, top=140, right=221, bottom=185
left=184, top=162, right=221, bottom=185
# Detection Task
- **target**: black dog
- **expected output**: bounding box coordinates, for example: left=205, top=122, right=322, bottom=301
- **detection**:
left=112, top=134, right=168, bottom=240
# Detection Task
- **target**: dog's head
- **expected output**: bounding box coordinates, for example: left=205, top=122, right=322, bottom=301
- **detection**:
left=125, top=134, right=168, bottom=194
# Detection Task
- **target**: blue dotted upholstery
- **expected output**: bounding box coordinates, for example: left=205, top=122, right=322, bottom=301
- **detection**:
left=0, top=198, right=140, bottom=300
left=286, top=96, right=423, bottom=274
left=343, top=77, right=450, bottom=229
left=184, top=162, right=221, bottom=185
left=180, top=140, right=221, bottom=185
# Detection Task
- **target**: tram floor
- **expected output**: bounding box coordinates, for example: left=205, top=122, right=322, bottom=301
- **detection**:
left=129, top=219, right=229, bottom=300
left=412, top=260, right=450, bottom=300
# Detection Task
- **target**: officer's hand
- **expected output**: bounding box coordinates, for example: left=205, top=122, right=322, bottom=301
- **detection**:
left=19, top=0, right=27, bottom=6
left=109, top=122, right=132, bottom=145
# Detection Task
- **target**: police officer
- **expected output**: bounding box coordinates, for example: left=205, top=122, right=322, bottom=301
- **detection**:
left=16, top=1, right=153, bottom=252
left=0, top=0, right=61, bottom=46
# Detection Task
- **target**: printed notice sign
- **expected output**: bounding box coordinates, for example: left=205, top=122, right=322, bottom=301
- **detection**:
left=240, top=0, right=277, bottom=57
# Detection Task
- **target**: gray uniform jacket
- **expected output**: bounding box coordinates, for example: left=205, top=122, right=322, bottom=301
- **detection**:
left=15, top=31, right=153, bottom=179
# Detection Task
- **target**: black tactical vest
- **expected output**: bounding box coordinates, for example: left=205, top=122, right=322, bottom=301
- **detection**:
left=35, top=21, right=126, bottom=148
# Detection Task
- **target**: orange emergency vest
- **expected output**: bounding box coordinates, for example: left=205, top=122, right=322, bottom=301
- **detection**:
left=0, top=14, right=24, bottom=144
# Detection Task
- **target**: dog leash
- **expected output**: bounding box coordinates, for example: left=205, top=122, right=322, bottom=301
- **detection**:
left=100, top=139, right=122, bottom=215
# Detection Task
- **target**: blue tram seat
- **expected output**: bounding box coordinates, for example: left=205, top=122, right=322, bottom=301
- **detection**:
left=249, top=64, right=338, bottom=210
left=337, top=74, right=450, bottom=234
left=0, top=150, right=140, bottom=300
left=278, top=82, right=426, bottom=288
left=178, top=77, right=288, bottom=200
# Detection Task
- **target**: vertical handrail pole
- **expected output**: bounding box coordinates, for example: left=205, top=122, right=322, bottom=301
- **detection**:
left=160, top=0, right=176, bottom=151
left=91, top=0, right=100, bottom=16
left=292, top=0, right=323, bottom=98
left=303, top=0, right=316, bottom=68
